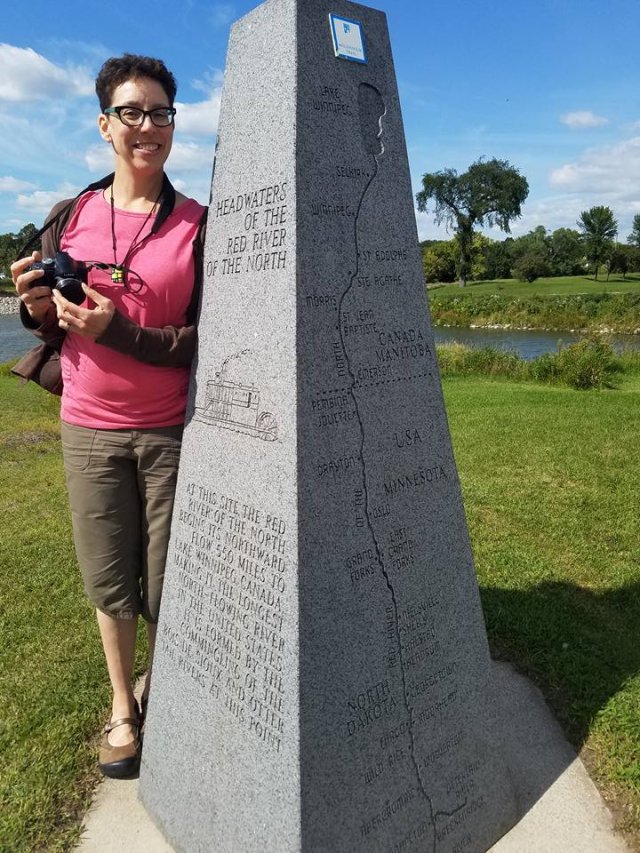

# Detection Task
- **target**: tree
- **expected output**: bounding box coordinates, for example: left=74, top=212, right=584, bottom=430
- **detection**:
left=481, top=238, right=512, bottom=279
left=0, top=233, right=14, bottom=277
left=549, top=228, right=585, bottom=276
left=416, top=157, right=529, bottom=287
left=627, top=213, right=640, bottom=249
left=0, top=223, right=40, bottom=277
left=628, top=246, right=640, bottom=273
left=509, top=226, right=551, bottom=268
left=577, top=205, right=618, bottom=280
left=607, top=243, right=636, bottom=280
left=422, top=240, right=457, bottom=283
left=469, top=233, right=491, bottom=281
left=15, top=223, right=39, bottom=252
left=512, top=250, right=552, bottom=283
left=519, top=225, right=550, bottom=251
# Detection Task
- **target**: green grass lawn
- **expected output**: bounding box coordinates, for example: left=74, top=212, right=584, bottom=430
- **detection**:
left=0, top=366, right=148, bottom=852
left=443, top=374, right=640, bottom=843
left=432, top=273, right=640, bottom=299
left=0, top=364, right=639, bottom=849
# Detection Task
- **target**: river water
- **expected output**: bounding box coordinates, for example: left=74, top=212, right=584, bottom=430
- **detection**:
left=1, top=310, right=639, bottom=364
left=433, top=325, right=640, bottom=360
left=0, top=310, right=35, bottom=363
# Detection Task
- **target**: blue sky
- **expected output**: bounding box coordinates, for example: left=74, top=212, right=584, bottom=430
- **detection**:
left=1, top=0, right=639, bottom=242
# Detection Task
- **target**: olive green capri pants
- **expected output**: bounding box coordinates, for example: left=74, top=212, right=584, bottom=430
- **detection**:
left=61, top=421, right=183, bottom=623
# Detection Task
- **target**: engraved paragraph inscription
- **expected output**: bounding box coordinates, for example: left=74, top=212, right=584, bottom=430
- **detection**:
left=160, top=483, right=291, bottom=753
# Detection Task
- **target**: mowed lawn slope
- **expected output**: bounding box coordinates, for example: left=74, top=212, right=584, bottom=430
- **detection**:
left=430, top=274, right=640, bottom=335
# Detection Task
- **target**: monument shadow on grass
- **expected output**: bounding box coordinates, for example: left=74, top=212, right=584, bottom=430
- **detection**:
left=480, top=579, right=640, bottom=810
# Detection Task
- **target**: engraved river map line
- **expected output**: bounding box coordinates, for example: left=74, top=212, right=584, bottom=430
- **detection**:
left=336, top=90, right=466, bottom=851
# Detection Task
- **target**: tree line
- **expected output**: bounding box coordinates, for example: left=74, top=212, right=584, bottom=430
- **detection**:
left=0, top=223, right=39, bottom=279
left=417, top=157, right=640, bottom=285
left=421, top=216, right=640, bottom=285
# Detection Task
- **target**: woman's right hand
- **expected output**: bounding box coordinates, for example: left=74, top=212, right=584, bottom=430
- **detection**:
left=11, top=251, right=53, bottom=324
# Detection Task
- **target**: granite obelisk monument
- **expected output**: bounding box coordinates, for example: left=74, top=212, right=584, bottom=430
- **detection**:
left=140, top=1, right=524, bottom=850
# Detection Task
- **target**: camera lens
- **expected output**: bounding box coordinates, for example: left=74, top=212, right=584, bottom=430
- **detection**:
left=56, top=278, right=85, bottom=305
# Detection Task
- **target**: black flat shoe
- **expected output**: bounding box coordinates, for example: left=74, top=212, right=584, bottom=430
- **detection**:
left=98, top=701, right=141, bottom=779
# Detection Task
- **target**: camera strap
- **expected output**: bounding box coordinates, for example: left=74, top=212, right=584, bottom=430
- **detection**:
left=17, top=172, right=176, bottom=258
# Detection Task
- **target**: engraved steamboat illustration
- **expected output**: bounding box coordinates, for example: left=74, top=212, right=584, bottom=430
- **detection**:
left=194, top=359, right=278, bottom=442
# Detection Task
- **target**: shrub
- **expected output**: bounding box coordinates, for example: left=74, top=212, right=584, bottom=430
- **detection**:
left=526, top=337, right=617, bottom=390
left=437, top=338, right=621, bottom=390
left=528, top=352, right=561, bottom=384
left=512, top=251, right=552, bottom=283
left=553, top=337, right=617, bottom=389
left=617, top=348, right=640, bottom=374
left=434, top=342, right=469, bottom=374
left=436, top=344, right=524, bottom=379
left=465, top=347, right=524, bottom=377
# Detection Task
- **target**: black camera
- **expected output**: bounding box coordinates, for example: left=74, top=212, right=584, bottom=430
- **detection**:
left=29, top=251, right=88, bottom=305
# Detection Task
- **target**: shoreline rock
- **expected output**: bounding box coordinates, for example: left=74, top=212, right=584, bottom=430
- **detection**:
left=435, top=320, right=640, bottom=336
left=0, top=296, right=19, bottom=316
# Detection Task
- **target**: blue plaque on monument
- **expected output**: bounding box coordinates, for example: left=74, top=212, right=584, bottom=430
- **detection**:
left=329, top=13, right=367, bottom=63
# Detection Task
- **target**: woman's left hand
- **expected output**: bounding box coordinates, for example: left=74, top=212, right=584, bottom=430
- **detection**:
left=52, top=283, right=115, bottom=340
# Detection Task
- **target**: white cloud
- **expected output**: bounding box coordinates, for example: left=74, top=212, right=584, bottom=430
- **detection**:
left=550, top=136, right=640, bottom=195
left=175, top=93, right=221, bottom=136
left=16, top=183, right=79, bottom=216
left=84, top=142, right=113, bottom=174
left=0, top=44, right=93, bottom=102
left=172, top=175, right=211, bottom=207
left=191, top=69, right=224, bottom=96
left=507, top=196, right=587, bottom=235
left=0, top=176, right=37, bottom=192
left=560, top=110, right=609, bottom=129
left=167, top=141, right=216, bottom=171
left=415, top=208, right=450, bottom=242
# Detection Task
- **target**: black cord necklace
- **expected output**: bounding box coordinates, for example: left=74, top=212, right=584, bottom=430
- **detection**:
left=109, top=183, right=163, bottom=285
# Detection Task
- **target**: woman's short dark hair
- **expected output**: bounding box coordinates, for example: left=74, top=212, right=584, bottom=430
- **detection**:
left=95, top=54, right=177, bottom=111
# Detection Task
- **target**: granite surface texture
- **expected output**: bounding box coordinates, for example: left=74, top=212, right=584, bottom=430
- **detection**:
left=140, top=1, right=534, bottom=850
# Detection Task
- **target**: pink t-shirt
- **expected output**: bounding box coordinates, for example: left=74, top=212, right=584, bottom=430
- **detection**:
left=59, top=190, right=205, bottom=429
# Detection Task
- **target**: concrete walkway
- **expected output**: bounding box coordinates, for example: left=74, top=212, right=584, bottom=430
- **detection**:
left=77, top=662, right=629, bottom=853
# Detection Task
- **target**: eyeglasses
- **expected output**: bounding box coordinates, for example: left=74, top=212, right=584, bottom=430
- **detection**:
left=104, top=106, right=176, bottom=127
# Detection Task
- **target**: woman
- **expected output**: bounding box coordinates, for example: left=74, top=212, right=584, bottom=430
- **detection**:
left=11, top=54, right=207, bottom=778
